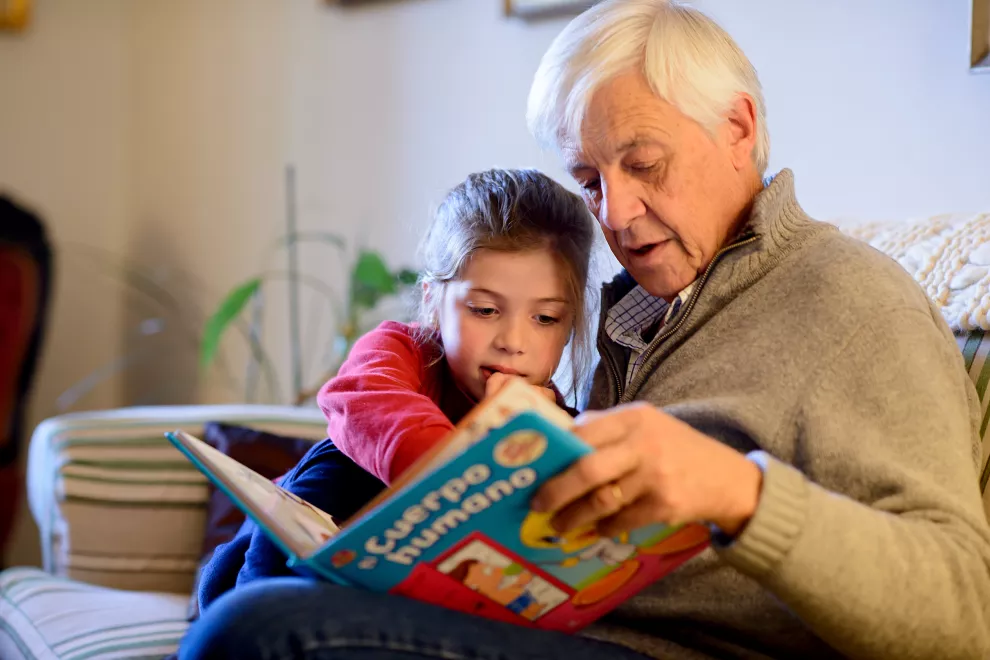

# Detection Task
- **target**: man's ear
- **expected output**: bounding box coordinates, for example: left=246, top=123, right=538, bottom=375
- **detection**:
left=723, top=93, right=758, bottom=171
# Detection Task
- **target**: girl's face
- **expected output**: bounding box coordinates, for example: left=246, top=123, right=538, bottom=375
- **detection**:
left=433, top=247, right=574, bottom=401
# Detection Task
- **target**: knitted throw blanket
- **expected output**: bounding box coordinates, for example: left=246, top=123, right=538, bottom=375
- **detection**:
left=843, top=213, right=990, bottom=332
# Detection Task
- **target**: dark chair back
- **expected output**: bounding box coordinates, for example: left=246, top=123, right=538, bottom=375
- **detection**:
left=0, top=195, right=52, bottom=564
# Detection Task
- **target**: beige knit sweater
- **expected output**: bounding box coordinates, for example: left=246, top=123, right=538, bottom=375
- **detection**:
left=584, top=170, right=990, bottom=660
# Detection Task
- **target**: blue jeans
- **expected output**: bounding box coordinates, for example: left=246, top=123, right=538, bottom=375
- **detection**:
left=179, top=577, right=652, bottom=660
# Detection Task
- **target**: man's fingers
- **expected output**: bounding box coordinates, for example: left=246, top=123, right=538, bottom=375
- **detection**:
left=547, top=467, right=652, bottom=534
left=531, top=441, right=638, bottom=516
left=595, top=497, right=660, bottom=538
left=572, top=403, right=651, bottom=449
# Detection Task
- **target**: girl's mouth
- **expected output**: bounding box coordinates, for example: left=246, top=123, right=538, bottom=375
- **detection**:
left=481, top=366, right=524, bottom=380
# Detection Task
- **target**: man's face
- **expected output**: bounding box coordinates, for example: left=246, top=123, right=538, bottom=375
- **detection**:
left=563, top=71, right=754, bottom=301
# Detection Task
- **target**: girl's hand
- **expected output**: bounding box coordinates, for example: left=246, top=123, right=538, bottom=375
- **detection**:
left=530, top=402, right=763, bottom=538
left=485, top=371, right=556, bottom=404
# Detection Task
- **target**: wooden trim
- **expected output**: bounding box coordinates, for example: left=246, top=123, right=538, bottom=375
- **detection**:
left=972, top=0, right=990, bottom=73
left=504, top=0, right=597, bottom=19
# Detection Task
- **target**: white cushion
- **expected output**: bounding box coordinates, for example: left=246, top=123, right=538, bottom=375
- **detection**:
left=0, top=567, right=188, bottom=660
left=26, top=405, right=328, bottom=592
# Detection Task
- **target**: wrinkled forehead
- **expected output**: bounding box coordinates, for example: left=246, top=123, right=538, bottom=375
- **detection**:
left=555, top=73, right=675, bottom=167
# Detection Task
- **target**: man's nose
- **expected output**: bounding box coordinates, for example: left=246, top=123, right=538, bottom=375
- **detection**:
left=599, top=175, right=644, bottom=232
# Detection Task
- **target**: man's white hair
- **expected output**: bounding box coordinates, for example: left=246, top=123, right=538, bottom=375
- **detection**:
left=526, top=0, right=770, bottom=174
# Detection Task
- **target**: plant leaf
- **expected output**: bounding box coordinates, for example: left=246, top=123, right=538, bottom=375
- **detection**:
left=395, top=268, right=419, bottom=286
left=351, top=283, right=381, bottom=310
left=201, top=278, right=262, bottom=369
left=353, top=251, right=396, bottom=295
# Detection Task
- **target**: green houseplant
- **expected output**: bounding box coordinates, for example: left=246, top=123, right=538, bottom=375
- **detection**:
left=199, top=167, right=418, bottom=406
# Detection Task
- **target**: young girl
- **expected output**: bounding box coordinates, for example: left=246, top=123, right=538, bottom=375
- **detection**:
left=197, top=168, right=596, bottom=612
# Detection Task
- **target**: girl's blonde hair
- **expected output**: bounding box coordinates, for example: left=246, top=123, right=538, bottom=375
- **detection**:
left=417, top=168, right=595, bottom=400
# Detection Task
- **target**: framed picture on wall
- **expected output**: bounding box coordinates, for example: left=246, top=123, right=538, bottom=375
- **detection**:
left=505, top=0, right=598, bottom=19
left=0, top=0, right=30, bottom=32
left=973, top=0, right=990, bottom=73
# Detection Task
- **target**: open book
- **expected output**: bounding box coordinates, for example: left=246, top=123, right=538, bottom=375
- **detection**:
left=166, top=379, right=710, bottom=632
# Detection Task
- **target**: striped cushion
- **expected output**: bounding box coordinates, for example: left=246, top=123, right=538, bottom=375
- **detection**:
left=956, top=332, right=990, bottom=516
left=0, top=567, right=188, bottom=660
left=26, top=405, right=328, bottom=593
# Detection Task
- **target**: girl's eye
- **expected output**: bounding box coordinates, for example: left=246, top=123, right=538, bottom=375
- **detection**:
left=536, top=315, right=560, bottom=326
left=470, top=306, right=497, bottom=318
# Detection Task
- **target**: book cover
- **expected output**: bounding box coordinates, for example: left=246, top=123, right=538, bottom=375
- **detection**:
left=166, top=380, right=710, bottom=632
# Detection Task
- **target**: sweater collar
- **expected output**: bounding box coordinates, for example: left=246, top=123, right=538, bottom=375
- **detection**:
left=729, top=168, right=826, bottom=276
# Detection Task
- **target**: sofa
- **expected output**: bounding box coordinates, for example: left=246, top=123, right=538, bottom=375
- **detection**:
left=3, top=213, right=990, bottom=660
left=0, top=405, right=329, bottom=659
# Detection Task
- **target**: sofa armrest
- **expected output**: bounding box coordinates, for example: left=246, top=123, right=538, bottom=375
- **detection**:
left=27, top=404, right=327, bottom=593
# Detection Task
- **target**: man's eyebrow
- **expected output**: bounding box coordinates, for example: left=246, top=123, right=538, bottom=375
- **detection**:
left=566, top=136, right=665, bottom=174
left=566, top=160, right=593, bottom=176
left=614, top=135, right=663, bottom=153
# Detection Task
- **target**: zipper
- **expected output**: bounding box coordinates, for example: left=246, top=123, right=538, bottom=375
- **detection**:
left=616, top=231, right=759, bottom=403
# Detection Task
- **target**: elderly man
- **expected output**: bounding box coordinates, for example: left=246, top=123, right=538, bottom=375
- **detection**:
left=179, top=1, right=990, bottom=659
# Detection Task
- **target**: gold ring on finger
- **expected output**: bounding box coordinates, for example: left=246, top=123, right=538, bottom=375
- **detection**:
left=610, top=482, right=624, bottom=507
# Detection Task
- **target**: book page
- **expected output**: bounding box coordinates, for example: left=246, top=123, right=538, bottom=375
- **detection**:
left=169, top=431, right=339, bottom=559
left=344, top=379, right=574, bottom=525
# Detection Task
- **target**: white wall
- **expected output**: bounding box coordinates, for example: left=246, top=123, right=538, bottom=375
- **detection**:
left=0, top=0, right=132, bottom=566
left=705, top=0, right=990, bottom=221
left=297, top=0, right=990, bottom=222
left=126, top=0, right=294, bottom=405
left=283, top=0, right=990, bottom=251
left=125, top=0, right=990, bottom=403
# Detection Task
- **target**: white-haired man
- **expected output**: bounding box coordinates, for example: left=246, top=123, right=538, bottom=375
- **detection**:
left=527, top=0, right=990, bottom=658
left=178, top=2, right=990, bottom=659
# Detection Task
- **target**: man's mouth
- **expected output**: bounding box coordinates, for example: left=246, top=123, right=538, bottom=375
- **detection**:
left=627, top=240, right=669, bottom=258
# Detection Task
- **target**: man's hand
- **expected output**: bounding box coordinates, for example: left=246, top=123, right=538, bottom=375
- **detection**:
left=485, top=371, right=556, bottom=404
left=531, top=402, right=763, bottom=538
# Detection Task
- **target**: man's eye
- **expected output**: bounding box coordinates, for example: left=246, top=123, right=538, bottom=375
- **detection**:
left=470, top=307, right=497, bottom=318
left=629, top=161, right=658, bottom=172
left=536, top=315, right=560, bottom=326
left=580, top=178, right=601, bottom=192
